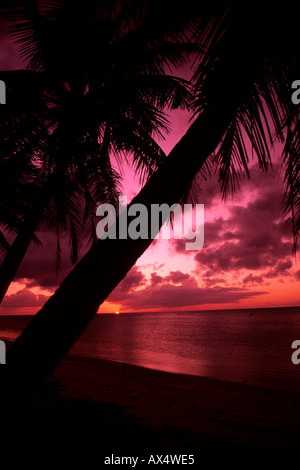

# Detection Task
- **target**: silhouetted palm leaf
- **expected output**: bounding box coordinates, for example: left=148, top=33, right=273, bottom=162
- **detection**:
left=0, top=0, right=194, bottom=296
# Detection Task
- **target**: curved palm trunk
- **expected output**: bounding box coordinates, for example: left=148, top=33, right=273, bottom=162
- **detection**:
left=0, top=203, right=45, bottom=304
left=2, top=4, right=261, bottom=409
left=4, top=95, right=243, bottom=407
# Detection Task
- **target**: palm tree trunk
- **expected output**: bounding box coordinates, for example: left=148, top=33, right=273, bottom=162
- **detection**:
left=0, top=202, right=45, bottom=304
left=3, top=93, right=244, bottom=407
left=2, top=3, right=260, bottom=408
left=0, top=230, right=10, bottom=252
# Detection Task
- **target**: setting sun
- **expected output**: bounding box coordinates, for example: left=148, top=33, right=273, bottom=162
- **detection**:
left=115, top=311, right=120, bottom=315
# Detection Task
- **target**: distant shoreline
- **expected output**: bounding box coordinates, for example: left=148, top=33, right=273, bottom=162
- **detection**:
left=1, top=304, right=300, bottom=316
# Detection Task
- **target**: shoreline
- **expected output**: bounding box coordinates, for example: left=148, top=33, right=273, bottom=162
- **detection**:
left=42, top=353, right=300, bottom=452
left=65, top=352, right=300, bottom=393
left=2, top=342, right=300, bottom=461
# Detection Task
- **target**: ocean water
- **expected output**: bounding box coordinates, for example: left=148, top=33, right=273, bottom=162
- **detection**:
left=1, top=307, right=300, bottom=391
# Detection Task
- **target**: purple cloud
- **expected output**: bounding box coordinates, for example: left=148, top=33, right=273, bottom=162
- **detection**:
left=1, top=288, right=48, bottom=308
left=108, top=268, right=266, bottom=309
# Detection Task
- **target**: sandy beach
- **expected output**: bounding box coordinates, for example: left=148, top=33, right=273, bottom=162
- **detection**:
left=15, top=353, right=295, bottom=462
left=2, top=335, right=300, bottom=465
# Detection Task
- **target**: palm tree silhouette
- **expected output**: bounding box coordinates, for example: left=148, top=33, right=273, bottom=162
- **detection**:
left=3, top=0, right=300, bottom=409
left=0, top=71, right=48, bottom=285
left=0, top=0, right=192, bottom=302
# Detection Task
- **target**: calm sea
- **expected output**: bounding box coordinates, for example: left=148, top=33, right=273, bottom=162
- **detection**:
left=1, top=307, right=300, bottom=391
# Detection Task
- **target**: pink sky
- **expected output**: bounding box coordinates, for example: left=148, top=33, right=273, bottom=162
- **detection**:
left=1, top=123, right=300, bottom=315
left=0, top=31, right=300, bottom=315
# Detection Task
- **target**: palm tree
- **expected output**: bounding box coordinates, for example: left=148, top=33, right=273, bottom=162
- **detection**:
left=0, top=0, right=192, bottom=303
left=3, top=0, right=300, bottom=409
left=0, top=70, right=120, bottom=303
left=0, top=70, right=48, bottom=286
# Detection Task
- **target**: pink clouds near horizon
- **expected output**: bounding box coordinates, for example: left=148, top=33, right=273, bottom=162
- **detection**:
left=106, top=266, right=266, bottom=310
left=1, top=157, right=300, bottom=314
left=103, top=160, right=300, bottom=312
